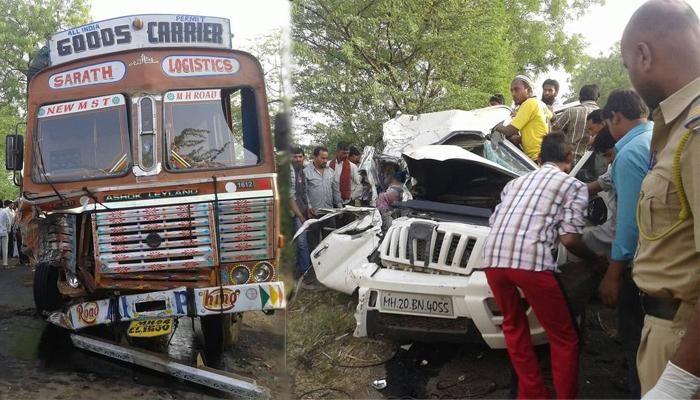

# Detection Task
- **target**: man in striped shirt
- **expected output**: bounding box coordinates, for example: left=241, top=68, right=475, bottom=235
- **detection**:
left=481, top=133, right=601, bottom=399
left=553, top=84, right=600, bottom=163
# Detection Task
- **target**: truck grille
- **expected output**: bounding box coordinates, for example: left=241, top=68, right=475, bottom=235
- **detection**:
left=379, top=219, right=481, bottom=275
left=93, top=197, right=275, bottom=283
left=95, top=203, right=215, bottom=274
left=217, top=198, right=274, bottom=263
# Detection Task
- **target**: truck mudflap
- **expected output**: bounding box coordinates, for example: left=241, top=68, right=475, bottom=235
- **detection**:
left=70, top=333, right=270, bottom=399
left=46, top=282, right=286, bottom=330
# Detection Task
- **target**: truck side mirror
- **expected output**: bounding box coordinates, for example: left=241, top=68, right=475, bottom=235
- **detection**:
left=273, top=112, right=290, bottom=151
left=5, top=134, right=23, bottom=171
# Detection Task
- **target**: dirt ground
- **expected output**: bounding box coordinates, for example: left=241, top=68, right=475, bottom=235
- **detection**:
left=1, top=257, right=636, bottom=400
left=0, top=261, right=289, bottom=400
left=287, top=283, right=634, bottom=399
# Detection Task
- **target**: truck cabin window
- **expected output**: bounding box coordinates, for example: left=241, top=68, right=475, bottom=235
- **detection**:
left=164, top=88, right=261, bottom=171
left=32, top=94, right=130, bottom=183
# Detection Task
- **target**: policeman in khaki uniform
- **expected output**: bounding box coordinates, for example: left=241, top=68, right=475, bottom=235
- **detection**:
left=621, top=1, right=700, bottom=397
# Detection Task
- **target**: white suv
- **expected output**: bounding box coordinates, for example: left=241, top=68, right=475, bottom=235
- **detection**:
left=302, top=107, right=602, bottom=349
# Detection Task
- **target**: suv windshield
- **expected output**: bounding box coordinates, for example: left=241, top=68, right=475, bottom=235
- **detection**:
left=33, top=94, right=130, bottom=183
left=482, top=140, right=533, bottom=175
left=444, top=131, right=534, bottom=176
left=164, top=88, right=261, bottom=171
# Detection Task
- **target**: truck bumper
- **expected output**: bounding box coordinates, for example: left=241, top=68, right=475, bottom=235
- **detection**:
left=354, top=268, right=546, bottom=349
left=47, top=281, right=286, bottom=330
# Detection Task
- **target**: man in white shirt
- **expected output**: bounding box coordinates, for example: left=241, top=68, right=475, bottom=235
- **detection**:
left=0, top=200, right=12, bottom=268
left=5, top=200, right=16, bottom=258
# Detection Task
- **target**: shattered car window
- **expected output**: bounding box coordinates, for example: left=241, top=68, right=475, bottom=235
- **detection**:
left=482, top=141, right=532, bottom=175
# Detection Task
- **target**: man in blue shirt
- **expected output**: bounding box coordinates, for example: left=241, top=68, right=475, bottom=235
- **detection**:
left=598, top=89, right=653, bottom=397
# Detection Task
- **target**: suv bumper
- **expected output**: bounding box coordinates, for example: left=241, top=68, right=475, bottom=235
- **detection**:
left=354, top=268, right=546, bottom=349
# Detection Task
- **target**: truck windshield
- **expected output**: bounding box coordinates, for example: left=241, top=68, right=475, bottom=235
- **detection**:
left=164, top=88, right=261, bottom=171
left=33, top=94, right=130, bottom=183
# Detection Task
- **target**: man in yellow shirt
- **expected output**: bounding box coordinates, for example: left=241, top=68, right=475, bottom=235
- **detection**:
left=494, top=75, right=553, bottom=161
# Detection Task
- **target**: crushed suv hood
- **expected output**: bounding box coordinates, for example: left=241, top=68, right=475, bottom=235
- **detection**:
left=403, top=145, right=518, bottom=209
left=383, top=107, right=512, bottom=158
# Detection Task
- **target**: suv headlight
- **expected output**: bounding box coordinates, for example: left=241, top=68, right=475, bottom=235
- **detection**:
left=252, top=262, right=273, bottom=282
left=231, top=265, right=250, bottom=284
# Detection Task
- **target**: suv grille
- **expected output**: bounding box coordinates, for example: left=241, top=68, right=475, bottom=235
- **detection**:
left=380, top=220, right=480, bottom=275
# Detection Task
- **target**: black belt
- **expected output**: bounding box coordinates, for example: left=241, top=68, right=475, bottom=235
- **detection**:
left=640, top=292, right=681, bottom=321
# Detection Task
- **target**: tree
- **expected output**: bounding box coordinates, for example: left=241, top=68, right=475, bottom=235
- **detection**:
left=292, top=0, right=604, bottom=149
left=568, top=43, right=631, bottom=106
left=0, top=0, right=90, bottom=200
left=240, top=29, right=289, bottom=116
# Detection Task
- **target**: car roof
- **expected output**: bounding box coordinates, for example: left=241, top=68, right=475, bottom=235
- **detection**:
left=382, top=106, right=512, bottom=157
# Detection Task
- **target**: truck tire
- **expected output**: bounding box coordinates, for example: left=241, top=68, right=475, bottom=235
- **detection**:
left=33, top=263, right=62, bottom=313
left=200, top=313, right=242, bottom=366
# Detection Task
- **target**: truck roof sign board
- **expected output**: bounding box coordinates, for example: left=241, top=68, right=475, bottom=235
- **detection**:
left=49, top=15, right=232, bottom=67
left=38, top=94, right=125, bottom=118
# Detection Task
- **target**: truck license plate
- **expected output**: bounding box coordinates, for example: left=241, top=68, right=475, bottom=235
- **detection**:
left=127, top=318, right=173, bottom=337
left=379, top=291, right=454, bottom=317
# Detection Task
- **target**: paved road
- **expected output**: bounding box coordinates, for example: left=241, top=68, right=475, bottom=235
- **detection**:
left=0, top=263, right=288, bottom=400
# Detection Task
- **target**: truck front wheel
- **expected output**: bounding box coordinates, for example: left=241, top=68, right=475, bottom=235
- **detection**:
left=200, top=313, right=242, bottom=366
left=33, top=263, right=62, bottom=313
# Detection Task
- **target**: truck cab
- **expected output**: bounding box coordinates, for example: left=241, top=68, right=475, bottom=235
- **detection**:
left=6, top=15, right=286, bottom=361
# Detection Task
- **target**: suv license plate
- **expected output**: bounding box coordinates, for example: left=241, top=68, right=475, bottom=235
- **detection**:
left=127, top=318, right=173, bottom=337
left=379, top=291, right=454, bottom=317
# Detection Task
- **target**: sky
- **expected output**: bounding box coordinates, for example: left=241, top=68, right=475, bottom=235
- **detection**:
left=89, top=0, right=290, bottom=47
left=88, top=0, right=700, bottom=103
left=538, top=0, right=700, bottom=98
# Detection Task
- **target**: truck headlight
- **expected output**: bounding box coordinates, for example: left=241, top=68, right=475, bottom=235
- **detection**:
left=231, top=265, right=250, bottom=284
left=66, top=270, right=80, bottom=288
left=252, top=262, right=273, bottom=282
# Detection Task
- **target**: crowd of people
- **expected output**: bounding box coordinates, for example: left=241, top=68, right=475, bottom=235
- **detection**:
left=480, top=1, right=700, bottom=398
left=289, top=142, right=400, bottom=278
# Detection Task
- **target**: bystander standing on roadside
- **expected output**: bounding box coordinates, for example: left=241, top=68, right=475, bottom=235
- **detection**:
left=332, top=144, right=362, bottom=206
left=481, top=133, right=602, bottom=399
left=304, top=146, right=338, bottom=251
left=597, top=89, right=653, bottom=397
left=586, top=109, right=613, bottom=177
left=12, top=201, right=26, bottom=266
left=583, top=127, right=617, bottom=257
left=348, top=146, right=361, bottom=165
left=553, top=84, right=601, bottom=163
left=290, top=147, right=311, bottom=278
left=0, top=200, right=10, bottom=269
left=493, top=75, right=553, bottom=162
left=541, top=78, right=562, bottom=109
left=489, top=93, right=505, bottom=106
left=586, top=109, right=606, bottom=140
left=328, top=142, right=349, bottom=171
left=5, top=201, right=15, bottom=259
left=620, top=1, right=700, bottom=397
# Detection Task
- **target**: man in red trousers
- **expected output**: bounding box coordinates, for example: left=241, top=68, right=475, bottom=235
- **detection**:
left=481, top=133, right=601, bottom=398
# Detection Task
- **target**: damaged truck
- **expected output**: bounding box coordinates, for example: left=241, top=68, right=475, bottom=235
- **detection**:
left=5, top=15, right=286, bottom=389
left=302, top=106, right=606, bottom=348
